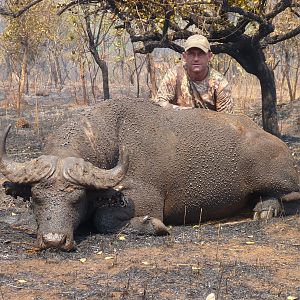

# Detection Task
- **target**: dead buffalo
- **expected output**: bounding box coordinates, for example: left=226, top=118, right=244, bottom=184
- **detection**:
left=1, top=98, right=299, bottom=250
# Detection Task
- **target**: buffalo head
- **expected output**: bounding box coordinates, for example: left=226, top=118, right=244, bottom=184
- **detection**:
left=0, top=124, right=128, bottom=250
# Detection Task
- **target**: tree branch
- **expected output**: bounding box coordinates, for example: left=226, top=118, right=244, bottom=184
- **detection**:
left=209, top=18, right=250, bottom=43
left=134, top=40, right=184, bottom=54
left=0, top=0, right=44, bottom=17
left=57, top=0, right=101, bottom=16
left=290, top=7, right=300, bottom=18
left=252, top=22, right=274, bottom=45
left=265, top=24, right=300, bottom=44
left=266, top=0, right=292, bottom=20
left=221, top=3, right=266, bottom=24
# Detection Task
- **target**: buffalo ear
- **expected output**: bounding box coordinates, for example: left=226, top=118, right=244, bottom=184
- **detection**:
left=2, top=181, right=32, bottom=201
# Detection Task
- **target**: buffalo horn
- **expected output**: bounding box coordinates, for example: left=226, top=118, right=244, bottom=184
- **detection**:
left=0, top=124, right=57, bottom=183
left=62, top=146, right=129, bottom=189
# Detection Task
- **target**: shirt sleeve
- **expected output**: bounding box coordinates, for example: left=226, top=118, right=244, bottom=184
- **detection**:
left=215, top=79, right=234, bottom=113
left=153, top=68, right=177, bottom=108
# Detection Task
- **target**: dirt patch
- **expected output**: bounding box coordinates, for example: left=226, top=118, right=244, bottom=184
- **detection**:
left=0, top=97, right=299, bottom=299
left=1, top=213, right=299, bottom=299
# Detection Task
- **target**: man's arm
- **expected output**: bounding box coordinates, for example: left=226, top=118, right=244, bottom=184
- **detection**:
left=154, top=68, right=179, bottom=109
left=154, top=67, right=192, bottom=110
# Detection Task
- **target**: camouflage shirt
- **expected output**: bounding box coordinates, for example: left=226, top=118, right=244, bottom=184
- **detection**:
left=154, top=63, right=233, bottom=113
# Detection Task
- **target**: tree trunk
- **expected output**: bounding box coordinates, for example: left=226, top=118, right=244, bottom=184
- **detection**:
left=283, top=44, right=299, bottom=102
left=84, top=11, right=110, bottom=100
left=4, top=54, right=12, bottom=81
left=88, top=46, right=109, bottom=100
left=99, top=60, right=110, bottom=100
left=283, top=47, right=295, bottom=101
left=25, top=69, right=29, bottom=95
left=133, top=49, right=140, bottom=98
left=146, top=53, right=157, bottom=99
left=49, top=53, right=58, bottom=88
left=17, top=43, right=29, bottom=116
left=54, top=52, right=63, bottom=88
left=257, top=63, right=279, bottom=136
left=79, top=58, right=89, bottom=105
left=224, top=39, right=279, bottom=136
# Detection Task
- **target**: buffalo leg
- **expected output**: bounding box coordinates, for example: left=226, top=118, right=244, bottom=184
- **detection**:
left=121, top=181, right=165, bottom=220
left=123, top=215, right=169, bottom=235
left=253, top=198, right=282, bottom=220
left=92, top=196, right=135, bottom=233
left=93, top=182, right=169, bottom=235
left=93, top=200, right=169, bottom=235
left=120, top=183, right=169, bottom=235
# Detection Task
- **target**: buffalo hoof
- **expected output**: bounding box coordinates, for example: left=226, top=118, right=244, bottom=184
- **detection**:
left=253, top=198, right=282, bottom=220
left=126, top=216, right=170, bottom=236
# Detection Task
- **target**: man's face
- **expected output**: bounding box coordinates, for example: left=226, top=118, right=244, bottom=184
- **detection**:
left=183, top=47, right=212, bottom=75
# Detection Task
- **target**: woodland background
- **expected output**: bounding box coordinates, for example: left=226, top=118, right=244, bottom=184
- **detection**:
left=0, top=0, right=298, bottom=135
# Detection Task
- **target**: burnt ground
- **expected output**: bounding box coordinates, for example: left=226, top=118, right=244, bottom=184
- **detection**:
left=0, top=95, right=299, bottom=300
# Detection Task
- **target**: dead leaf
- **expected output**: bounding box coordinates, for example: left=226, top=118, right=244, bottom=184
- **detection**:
left=79, top=258, right=87, bottom=263
left=245, top=241, right=255, bottom=245
left=25, top=247, right=41, bottom=254
left=141, top=261, right=150, bottom=265
left=287, top=296, right=298, bottom=300
left=206, top=293, right=216, bottom=300
left=104, top=256, right=114, bottom=260
left=17, top=279, right=27, bottom=284
left=118, top=235, right=126, bottom=241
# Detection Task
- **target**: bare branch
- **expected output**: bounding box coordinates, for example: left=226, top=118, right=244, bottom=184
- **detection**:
left=134, top=40, right=184, bottom=54
left=209, top=18, right=250, bottom=43
left=290, top=7, right=300, bottom=18
left=266, top=0, right=292, bottom=20
left=57, top=0, right=101, bottom=16
left=162, top=9, right=173, bottom=41
left=266, top=24, right=300, bottom=44
left=221, top=4, right=266, bottom=24
left=252, top=22, right=275, bottom=44
left=0, top=0, right=44, bottom=17
left=57, top=0, right=79, bottom=15
left=130, top=32, right=162, bottom=43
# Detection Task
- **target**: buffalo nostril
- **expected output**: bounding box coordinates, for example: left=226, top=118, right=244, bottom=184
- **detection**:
left=42, top=233, right=67, bottom=248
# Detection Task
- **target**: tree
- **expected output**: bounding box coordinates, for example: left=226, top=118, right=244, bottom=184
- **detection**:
left=60, top=4, right=117, bottom=100
left=58, top=0, right=300, bottom=136
left=81, top=6, right=114, bottom=100
left=0, top=0, right=60, bottom=114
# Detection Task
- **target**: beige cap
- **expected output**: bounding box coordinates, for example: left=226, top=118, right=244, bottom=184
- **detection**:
left=184, top=34, right=211, bottom=53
